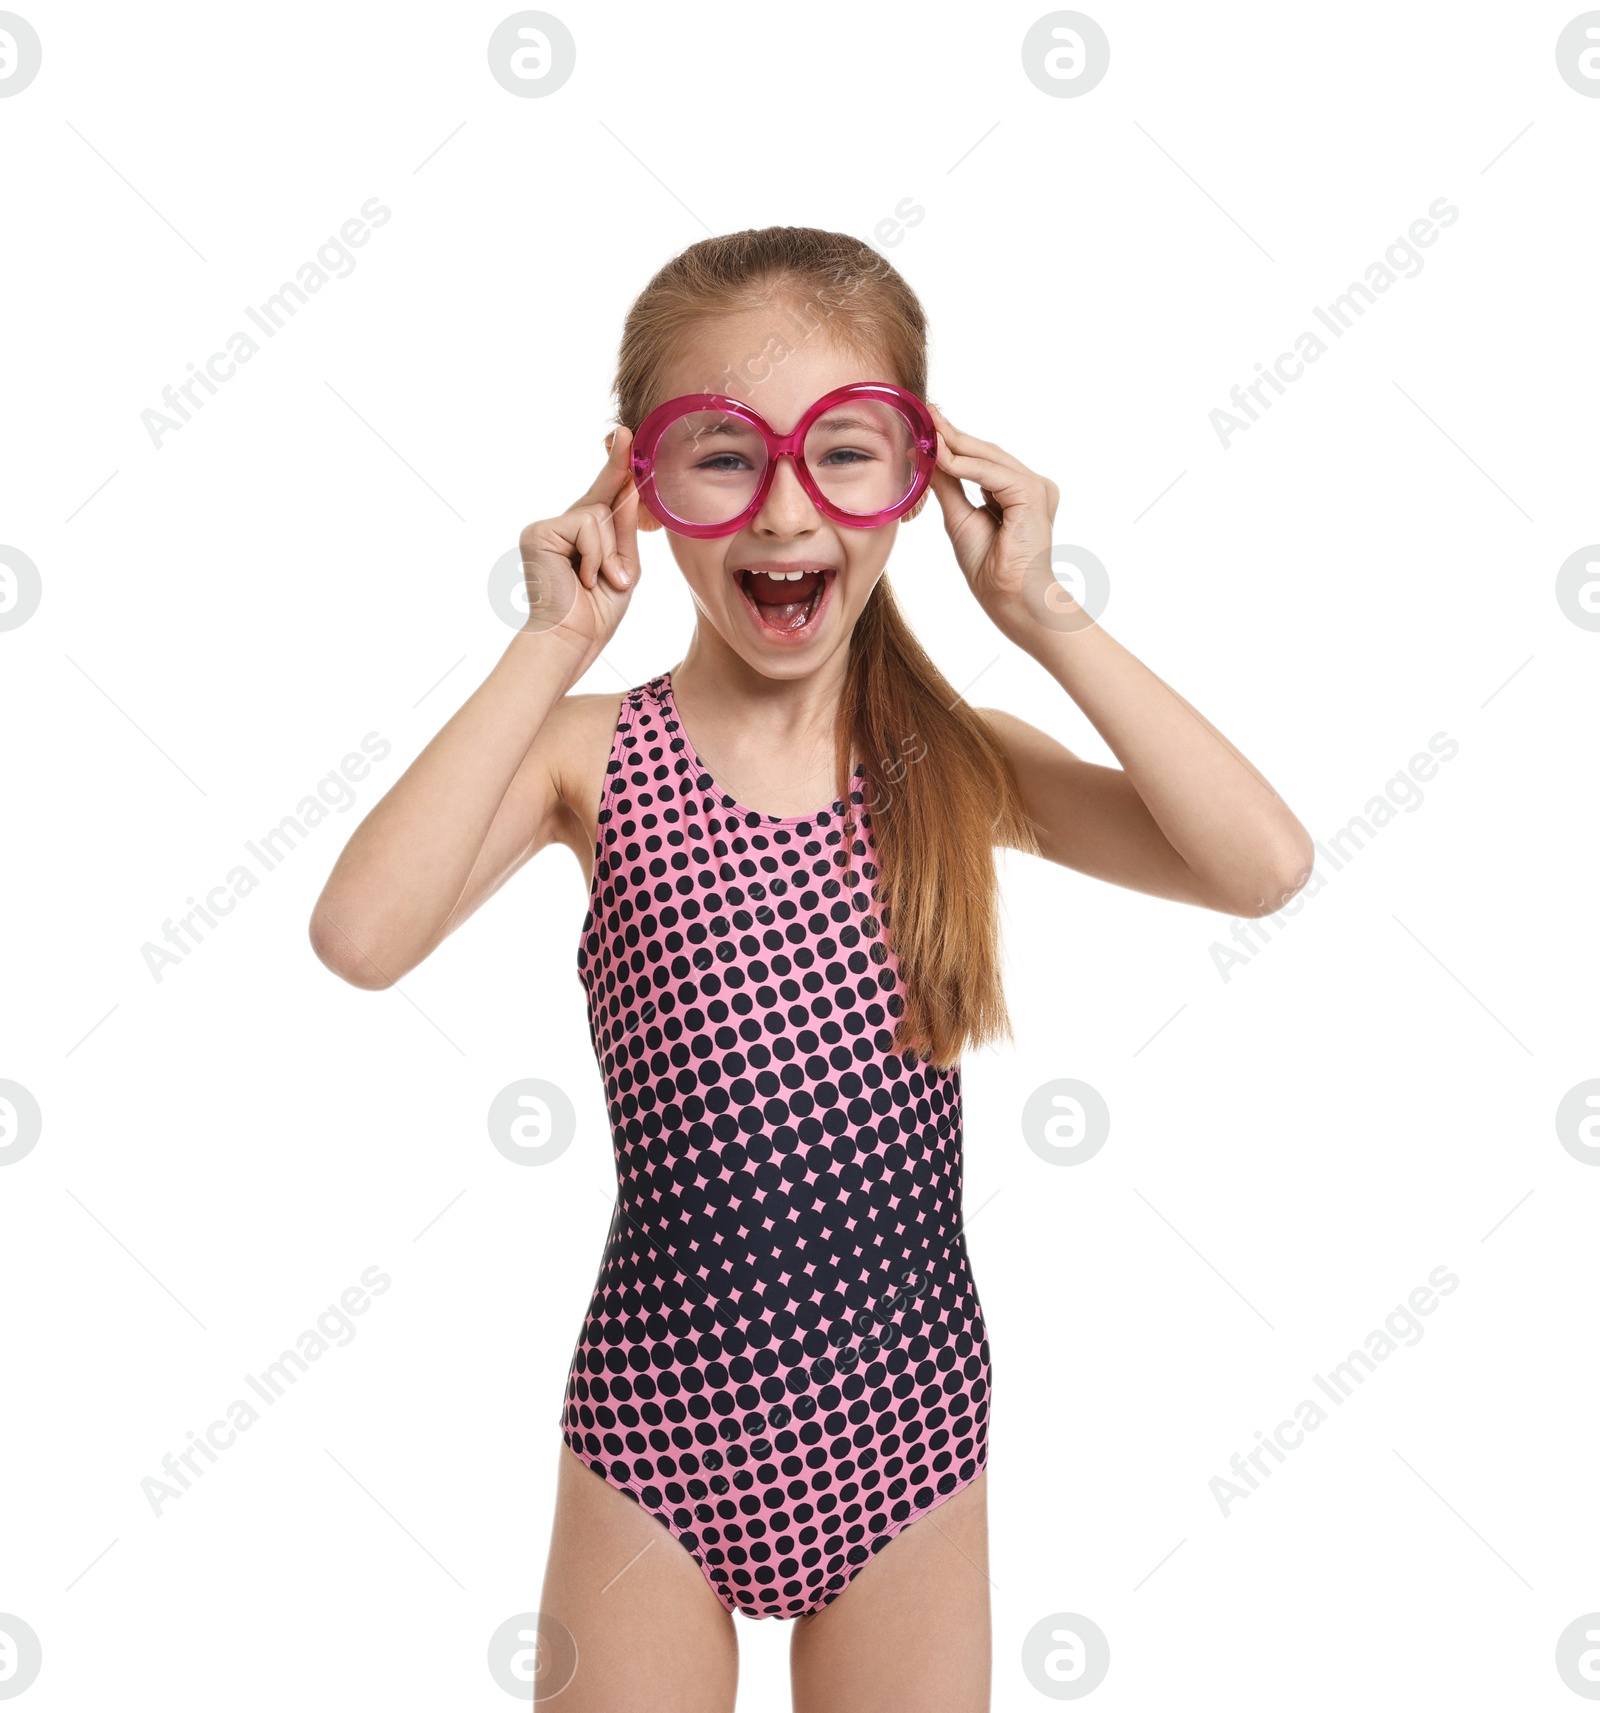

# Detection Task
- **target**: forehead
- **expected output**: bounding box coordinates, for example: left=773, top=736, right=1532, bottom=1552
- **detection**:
left=656, top=306, right=897, bottom=430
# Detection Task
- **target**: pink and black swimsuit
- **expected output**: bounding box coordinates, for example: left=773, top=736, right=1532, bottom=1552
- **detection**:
left=562, top=671, right=991, bottom=1620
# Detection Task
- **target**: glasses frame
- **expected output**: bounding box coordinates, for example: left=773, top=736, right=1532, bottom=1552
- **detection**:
left=628, top=381, right=938, bottom=539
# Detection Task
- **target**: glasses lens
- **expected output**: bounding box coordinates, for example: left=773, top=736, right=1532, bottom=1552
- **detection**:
left=803, top=398, right=921, bottom=518
left=650, top=409, right=768, bottom=527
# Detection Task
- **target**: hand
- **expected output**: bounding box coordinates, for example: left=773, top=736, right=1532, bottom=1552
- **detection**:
left=926, top=404, right=1064, bottom=644
left=516, top=426, right=641, bottom=669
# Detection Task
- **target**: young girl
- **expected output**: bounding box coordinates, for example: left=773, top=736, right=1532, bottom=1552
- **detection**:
left=311, top=226, right=1312, bottom=1712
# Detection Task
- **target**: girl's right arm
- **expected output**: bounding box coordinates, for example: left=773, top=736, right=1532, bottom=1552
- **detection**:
left=309, top=430, right=641, bottom=988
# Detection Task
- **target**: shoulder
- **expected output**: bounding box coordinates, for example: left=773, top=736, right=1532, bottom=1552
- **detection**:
left=539, top=686, right=653, bottom=855
left=545, top=688, right=630, bottom=791
left=969, top=704, right=1023, bottom=742
left=968, top=704, right=1079, bottom=767
left=964, top=705, right=1092, bottom=852
left=549, top=686, right=631, bottom=744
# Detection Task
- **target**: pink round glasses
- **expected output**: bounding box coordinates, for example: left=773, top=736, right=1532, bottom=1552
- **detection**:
left=628, top=382, right=937, bottom=538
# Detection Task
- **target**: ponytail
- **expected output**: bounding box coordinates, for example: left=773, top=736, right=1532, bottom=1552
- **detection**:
left=835, top=577, right=1038, bottom=1067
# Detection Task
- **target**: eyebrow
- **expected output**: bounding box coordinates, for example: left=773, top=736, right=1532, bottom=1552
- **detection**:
left=808, top=412, right=897, bottom=438
left=681, top=409, right=901, bottom=441
left=694, top=417, right=761, bottom=436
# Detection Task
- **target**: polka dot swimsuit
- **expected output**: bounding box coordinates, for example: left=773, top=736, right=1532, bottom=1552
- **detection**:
left=561, top=671, right=992, bottom=1621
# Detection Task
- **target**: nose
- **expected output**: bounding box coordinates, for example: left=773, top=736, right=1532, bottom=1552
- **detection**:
left=751, top=451, right=821, bottom=537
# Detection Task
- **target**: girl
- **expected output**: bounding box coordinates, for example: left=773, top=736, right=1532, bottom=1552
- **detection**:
left=311, top=226, right=1312, bottom=1712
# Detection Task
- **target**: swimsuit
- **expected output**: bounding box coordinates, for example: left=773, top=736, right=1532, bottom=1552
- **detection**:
left=561, top=671, right=991, bottom=1621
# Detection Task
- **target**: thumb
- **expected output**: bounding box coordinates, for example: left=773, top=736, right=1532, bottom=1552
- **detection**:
left=610, top=433, right=642, bottom=579
left=579, top=424, right=633, bottom=509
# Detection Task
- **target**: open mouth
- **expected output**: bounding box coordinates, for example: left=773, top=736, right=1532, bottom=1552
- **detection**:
left=735, top=566, right=835, bottom=638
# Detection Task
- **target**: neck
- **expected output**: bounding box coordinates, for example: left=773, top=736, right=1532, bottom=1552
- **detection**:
left=668, top=619, right=857, bottom=813
left=671, top=617, right=850, bottom=742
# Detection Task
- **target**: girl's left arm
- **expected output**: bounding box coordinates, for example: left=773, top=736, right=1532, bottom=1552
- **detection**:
left=925, top=404, right=1314, bottom=920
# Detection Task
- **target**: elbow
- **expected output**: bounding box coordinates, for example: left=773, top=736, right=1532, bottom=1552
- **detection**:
left=1226, top=832, right=1317, bottom=919
left=308, top=906, right=398, bottom=990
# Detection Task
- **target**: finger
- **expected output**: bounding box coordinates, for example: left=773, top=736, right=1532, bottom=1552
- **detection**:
left=928, top=464, right=983, bottom=535
left=534, top=492, right=620, bottom=589
left=554, top=502, right=619, bottom=590
left=604, top=428, right=640, bottom=571
left=931, top=403, right=1025, bottom=470
left=571, top=511, right=606, bottom=588
left=607, top=470, right=641, bottom=587
left=928, top=404, right=1034, bottom=477
left=586, top=501, right=623, bottom=586
left=588, top=496, right=632, bottom=592
left=936, top=434, right=1043, bottom=513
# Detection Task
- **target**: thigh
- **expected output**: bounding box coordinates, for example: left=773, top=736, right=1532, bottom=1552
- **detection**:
left=535, top=1442, right=739, bottom=1712
left=789, top=1471, right=992, bottom=1713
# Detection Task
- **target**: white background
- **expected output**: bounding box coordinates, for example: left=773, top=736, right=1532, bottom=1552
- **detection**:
left=3, top=1, right=1597, bottom=1706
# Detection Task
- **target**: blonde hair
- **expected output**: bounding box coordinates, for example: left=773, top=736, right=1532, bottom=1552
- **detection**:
left=614, top=227, right=1038, bottom=1067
